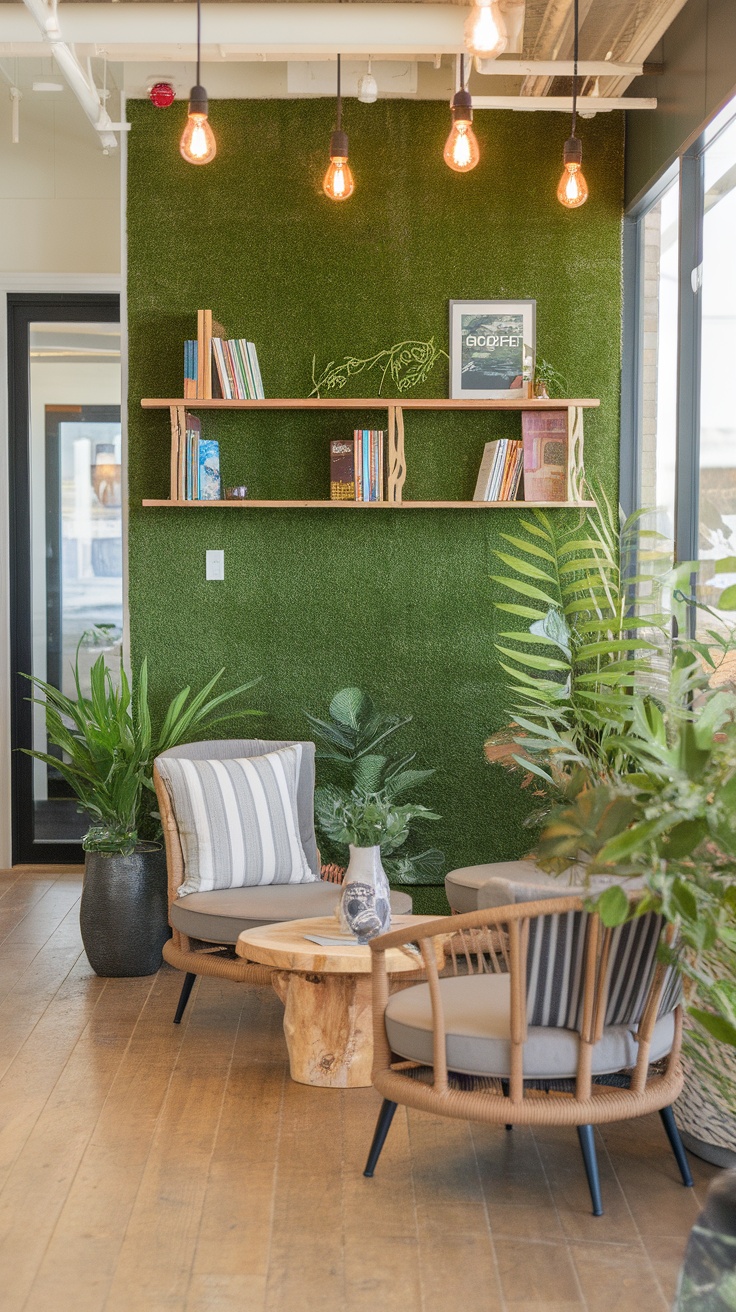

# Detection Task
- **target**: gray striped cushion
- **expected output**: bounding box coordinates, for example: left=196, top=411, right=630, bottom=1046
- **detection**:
left=525, top=910, right=680, bottom=1029
left=157, top=744, right=317, bottom=896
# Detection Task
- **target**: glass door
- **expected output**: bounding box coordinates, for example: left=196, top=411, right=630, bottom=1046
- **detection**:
left=8, top=295, right=121, bottom=863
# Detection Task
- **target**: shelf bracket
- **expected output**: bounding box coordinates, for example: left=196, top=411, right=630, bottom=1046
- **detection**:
left=387, top=404, right=406, bottom=504
left=567, top=405, right=585, bottom=502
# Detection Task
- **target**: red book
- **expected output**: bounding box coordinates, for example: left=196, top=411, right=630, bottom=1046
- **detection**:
left=522, top=411, right=568, bottom=502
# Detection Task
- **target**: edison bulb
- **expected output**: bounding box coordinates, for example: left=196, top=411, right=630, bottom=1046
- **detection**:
left=180, top=108, right=216, bottom=165
left=557, top=162, right=588, bottom=208
left=464, top=0, right=507, bottom=58
left=444, top=120, right=480, bottom=172
left=323, top=155, right=355, bottom=201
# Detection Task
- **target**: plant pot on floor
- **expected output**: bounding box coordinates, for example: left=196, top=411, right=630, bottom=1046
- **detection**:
left=675, top=1168, right=736, bottom=1309
left=675, top=1046, right=736, bottom=1170
left=80, top=843, right=170, bottom=977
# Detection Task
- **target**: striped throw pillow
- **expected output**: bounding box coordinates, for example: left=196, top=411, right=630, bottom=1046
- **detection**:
left=157, top=744, right=317, bottom=896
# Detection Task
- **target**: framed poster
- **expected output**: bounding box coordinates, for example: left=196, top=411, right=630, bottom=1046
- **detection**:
left=449, top=300, right=536, bottom=400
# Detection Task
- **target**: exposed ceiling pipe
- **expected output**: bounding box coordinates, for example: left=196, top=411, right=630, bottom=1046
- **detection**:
left=20, top=0, right=118, bottom=149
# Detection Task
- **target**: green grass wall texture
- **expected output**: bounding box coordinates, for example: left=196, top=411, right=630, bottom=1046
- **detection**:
left=127, top=98, right=624, bottom=906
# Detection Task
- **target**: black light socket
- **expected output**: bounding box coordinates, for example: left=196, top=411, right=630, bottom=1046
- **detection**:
left=188, top=85, right=209, bottom=116
left=451, top=87, right=473, bottom=124
left=563, top=134, right=583, bottom=167
left=330, top=127, right=349, bottom=159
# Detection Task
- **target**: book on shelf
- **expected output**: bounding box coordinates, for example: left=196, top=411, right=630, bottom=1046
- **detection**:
left=330, top=439, right=356, bottom=500
left=181, top=310, right=265, bottom=401
left=212, top=337, right=265, bottom=400
left=522, top=410, right=568, bottom=502
left=170, top=410, right=221, bottom=501
left=473, top=438, right=523, bottom=502
left=353, top=430, right=384, bottom=502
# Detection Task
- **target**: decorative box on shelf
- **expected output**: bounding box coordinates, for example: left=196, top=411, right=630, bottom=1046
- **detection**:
left=139, top=396, right=599, bottom=510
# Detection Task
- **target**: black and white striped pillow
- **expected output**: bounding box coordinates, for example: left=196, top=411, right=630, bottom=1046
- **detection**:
left=157, top=744, right=317, bottom=895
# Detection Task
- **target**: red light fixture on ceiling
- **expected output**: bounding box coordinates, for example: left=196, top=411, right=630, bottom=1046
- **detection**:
left=149, top=82, right=175, bottom=109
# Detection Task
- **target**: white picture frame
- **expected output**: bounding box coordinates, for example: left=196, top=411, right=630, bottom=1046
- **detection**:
left=449, top=299, right=536, bottom=400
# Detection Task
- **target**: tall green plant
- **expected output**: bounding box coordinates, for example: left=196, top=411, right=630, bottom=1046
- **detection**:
left=305, top=687, right=444, bottom=883
left=486, top=491, right=672, bottom=800
left=25, top=649, right=261, bottom=854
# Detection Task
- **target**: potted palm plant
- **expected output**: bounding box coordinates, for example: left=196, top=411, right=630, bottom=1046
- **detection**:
left=26, top=648, right=260, bottom=976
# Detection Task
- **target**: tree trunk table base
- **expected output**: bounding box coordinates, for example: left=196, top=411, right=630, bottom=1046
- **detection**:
left=236, top=915, right=444, bottom=1089
left=272, top=970, right=374, bottom=1087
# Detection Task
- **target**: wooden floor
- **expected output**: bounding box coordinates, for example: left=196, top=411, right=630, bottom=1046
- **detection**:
left=0, top=869, right=716, bottom=1312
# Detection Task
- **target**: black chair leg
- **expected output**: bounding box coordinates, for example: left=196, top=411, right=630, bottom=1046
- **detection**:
left=363, top=1100, right=398, bottom=1177
left=659, top=1105, right=694, bottom=1187
left=173, top=972, right=196, bottom=1024
left=577, top=1125, right=603, bottom=1216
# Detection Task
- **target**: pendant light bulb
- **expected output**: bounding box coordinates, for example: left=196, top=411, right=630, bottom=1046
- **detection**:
left=323, top=133, right=355, bottom=200
left=444, top=58, right=479, bottom=173
left=180, top=88, right=217, bottom=165
left=557, top=137, right=588, bottom=208
left=464, top=0, right=507, bottom=59
left=180, top=0, right=216, bottom=165
left=323, top=55, right=354, bottom=201
left=557, top=0, right=588, bottom=208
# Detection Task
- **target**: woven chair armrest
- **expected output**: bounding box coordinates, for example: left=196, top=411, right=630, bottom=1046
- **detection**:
left=369, top=894, right=591, bottom=954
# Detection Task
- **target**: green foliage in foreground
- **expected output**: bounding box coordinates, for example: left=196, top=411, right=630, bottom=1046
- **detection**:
left=25, top=646, right=261, bottom=854
left=487, top=496, right=736, bottom=1113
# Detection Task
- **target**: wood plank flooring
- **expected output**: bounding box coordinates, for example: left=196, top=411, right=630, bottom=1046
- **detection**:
left=0, top=868, right=717, bottom=1312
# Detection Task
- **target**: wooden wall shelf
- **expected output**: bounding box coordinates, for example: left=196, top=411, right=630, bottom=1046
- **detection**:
left=142, top=499, right=596, bottom=510
left=141, top=397, right=600, bottom=411
left=141, top=395, right=598, bottom=508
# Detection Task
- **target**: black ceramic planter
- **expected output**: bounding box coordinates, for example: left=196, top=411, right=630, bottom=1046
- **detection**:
left=80, top=845, right=170, bottom=977
left=675, top=1168, right=736, bottom=1309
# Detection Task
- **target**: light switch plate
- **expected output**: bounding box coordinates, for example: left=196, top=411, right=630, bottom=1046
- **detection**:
left=206, top=549, right=225, bottom=581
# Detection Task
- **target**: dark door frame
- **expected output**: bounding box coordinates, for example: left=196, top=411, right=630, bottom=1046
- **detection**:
left=8, top=293, right=121, bottom=864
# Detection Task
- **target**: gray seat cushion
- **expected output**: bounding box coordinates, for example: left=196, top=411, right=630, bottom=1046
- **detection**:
left=384, top=973, right=675, bottom=1079
left=445, top=859, right=621, bottom=913
left=172, top=883, right=413, bottom=944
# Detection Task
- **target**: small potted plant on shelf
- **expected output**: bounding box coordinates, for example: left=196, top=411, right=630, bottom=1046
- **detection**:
left=306, top=687, right=444, bottom=923
left=533, top=357, right=568, bottom=400
left=25, top=645, right=261, bottom=977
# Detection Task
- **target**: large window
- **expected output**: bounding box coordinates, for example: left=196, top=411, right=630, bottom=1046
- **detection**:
left=638, top=179, right=679, bottom=540
left=699, top=112, right=736, bottom=610
left=629, top=98, right=736, bottom=580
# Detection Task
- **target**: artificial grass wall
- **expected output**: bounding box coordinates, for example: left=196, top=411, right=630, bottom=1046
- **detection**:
left=127, top=99, right=624, bottom=907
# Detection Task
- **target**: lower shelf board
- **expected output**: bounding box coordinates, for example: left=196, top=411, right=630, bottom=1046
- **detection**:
left=141, top=499, right=595, bottom=509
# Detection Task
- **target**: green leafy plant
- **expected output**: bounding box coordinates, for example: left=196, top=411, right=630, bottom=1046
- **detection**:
left=309, top=338, right=448, bottom=398
left=485, top=491, right=672, bottom=808
left=533, top=357, right=568, bottom=397
left=24, top=646, right=261, bottom=855
left=305, top=686, right=444, bottom=883
left=488, top=513, right=736, bottom=1109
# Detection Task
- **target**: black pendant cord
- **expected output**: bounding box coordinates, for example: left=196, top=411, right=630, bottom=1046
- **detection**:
left=196, top=0, right=201, bottom=89
left=337, top=53, right=342, bottom=131
left=460, top=52, right=465, bottom=90
left=571, top=0, right=579, bottom=139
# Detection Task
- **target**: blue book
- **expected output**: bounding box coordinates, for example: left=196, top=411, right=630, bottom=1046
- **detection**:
left=198, top=439, right=221, bottom=501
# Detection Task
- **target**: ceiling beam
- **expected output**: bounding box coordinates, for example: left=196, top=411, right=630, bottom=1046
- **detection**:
left=472, top=95, right=655, bottom=111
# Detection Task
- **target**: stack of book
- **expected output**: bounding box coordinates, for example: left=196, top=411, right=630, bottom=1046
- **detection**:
left=473, top=439, right=524, bottom=502
left=330, top=431, right=384, bottom=501
left=171, top=412, right=221, bottom=501
left=182, top=309, right=265, bottom=400
left=212, top=338, right=265, bottom=400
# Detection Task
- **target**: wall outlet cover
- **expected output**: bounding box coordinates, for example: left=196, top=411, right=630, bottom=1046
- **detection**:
left=206, top=549, right=225, bottom=581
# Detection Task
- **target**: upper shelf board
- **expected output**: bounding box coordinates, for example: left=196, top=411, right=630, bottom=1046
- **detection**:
left=141, top=397, right=601, bottom=411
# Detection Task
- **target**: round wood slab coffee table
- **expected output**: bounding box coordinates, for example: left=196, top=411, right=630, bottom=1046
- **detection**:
left=236, top=915, right=444, bottom=1089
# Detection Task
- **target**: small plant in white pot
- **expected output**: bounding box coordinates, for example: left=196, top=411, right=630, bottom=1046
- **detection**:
left=314, top=787, right=440, bottom=941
